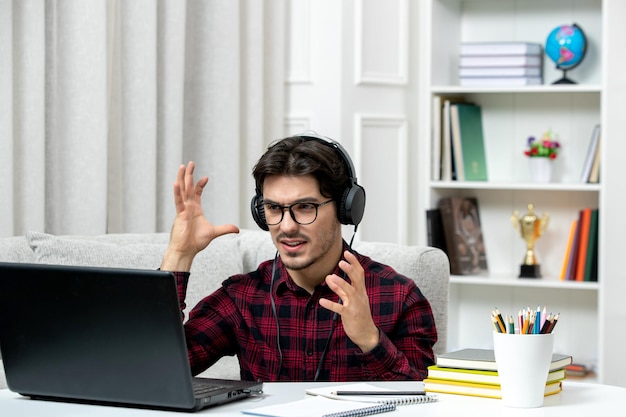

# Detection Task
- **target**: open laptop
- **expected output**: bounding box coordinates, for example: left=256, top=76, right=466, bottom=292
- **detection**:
left=0, top=262, right=262, bottom=412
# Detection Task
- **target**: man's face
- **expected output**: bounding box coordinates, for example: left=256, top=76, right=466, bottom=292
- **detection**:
left=262, top=174, right=342, bottom=274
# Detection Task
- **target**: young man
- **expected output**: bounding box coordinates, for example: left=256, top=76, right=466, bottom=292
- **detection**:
left=160, top=134, right=437, bottom=381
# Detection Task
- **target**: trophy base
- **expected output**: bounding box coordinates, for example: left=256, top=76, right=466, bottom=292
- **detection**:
left=519, top=264, right=541, bottom=278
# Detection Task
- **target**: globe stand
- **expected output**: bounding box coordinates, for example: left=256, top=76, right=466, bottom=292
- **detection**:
left=552, top=69, right=577, bottom=85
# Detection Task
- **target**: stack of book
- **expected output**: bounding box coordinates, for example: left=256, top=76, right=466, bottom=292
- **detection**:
left=459, top=42, right=543, bottom=86
left=430, top=97, right=488, bottom=182
left=424, top=348, right=571, bottom=399
left=560, top=207, right=599, bottom=282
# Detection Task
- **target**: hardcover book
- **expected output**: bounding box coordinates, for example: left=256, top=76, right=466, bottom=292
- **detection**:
left=575, top=208, right=593, bottom=282
left=459, top=55, right=542, bottom=68
left=460, top=42, right=543, bottom=56
left=580, top=124, right=601, bottom=182
left=437, top=197, right=488, bottom=275
left=425, top=208, right=448, bottom=254
left=423, top=378, right=562, bottom=399
left=431, top=95, right=442, bottom=181
left=440, top=97, right=467, bottom=181
left=583, top=209, right=599, bottom=282
left=560, top=220, right=578, bottom=280
left=426, top=365, right=566, bottom=386
left=459, top=66, right=542, bottom=78
left=588, top=131, right=602, bottom=183
left=450, top=103, right=488, bottom=181
left=435, top=348, right=572, bottom=372
left=565, top=216, right=582, bottom=281
left=459, top=76, right=543, bottom=86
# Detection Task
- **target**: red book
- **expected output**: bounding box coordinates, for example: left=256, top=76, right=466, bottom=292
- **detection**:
left=575, top=208, right=592, bottom=282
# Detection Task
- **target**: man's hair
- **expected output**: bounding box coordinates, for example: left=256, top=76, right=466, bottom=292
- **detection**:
left=252, top=136, right=350, bottom=203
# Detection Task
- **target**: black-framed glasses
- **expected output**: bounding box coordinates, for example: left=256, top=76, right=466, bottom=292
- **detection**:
left=261, top=199, right=334, bottom=226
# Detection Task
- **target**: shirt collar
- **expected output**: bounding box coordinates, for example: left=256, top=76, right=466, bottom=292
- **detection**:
left=273, top=240, right=352, bottom=295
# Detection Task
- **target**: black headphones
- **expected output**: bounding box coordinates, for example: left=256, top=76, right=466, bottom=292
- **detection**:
left=250, top=133, right=366, bottom=231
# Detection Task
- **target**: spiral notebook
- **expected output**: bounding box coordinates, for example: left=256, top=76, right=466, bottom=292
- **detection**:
left=242, top=396, right=396, bottom=417
left=306, top=382, right=438, bottom=405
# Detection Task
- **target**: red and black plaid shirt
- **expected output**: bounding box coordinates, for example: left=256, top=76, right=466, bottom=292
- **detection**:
left=176, top=243, right=437, bottom=382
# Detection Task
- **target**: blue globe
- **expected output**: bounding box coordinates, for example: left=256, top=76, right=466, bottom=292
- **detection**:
left=545, top=24, right=587, bottom=84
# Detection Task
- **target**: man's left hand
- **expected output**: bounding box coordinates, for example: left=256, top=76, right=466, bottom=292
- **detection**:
left=319, top=250, right=380, bottom=352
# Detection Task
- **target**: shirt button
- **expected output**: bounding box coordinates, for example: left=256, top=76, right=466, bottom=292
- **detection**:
left=306, top=349, right=313, bottom=356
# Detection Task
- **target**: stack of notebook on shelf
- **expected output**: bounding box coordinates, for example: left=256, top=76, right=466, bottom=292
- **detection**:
left=459, top=42, right=544, bottom=86
left=424, top=348, right=571, bottom=399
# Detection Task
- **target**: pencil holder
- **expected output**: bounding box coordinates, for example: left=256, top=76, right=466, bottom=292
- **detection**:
left=493, top=332, right=554, bottom=408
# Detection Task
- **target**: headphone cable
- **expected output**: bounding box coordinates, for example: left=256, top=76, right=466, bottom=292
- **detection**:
left=270, top=226, right=358, bottom=381
left=269, top=252, right=283, bottom=378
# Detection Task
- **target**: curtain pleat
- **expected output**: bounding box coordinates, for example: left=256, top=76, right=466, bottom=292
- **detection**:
left=118, top=0, right=158, bottom=233
left=0, top=0, right=285, bottom=237
left=156, top=0, right=186, bottom=232
left=0, top=0, right=14, bottom=237
left=183, top=1, right=242, bottom=228
left=46, top=0, right=109, bottom=234
left=13, top=0, right=46, bottom=235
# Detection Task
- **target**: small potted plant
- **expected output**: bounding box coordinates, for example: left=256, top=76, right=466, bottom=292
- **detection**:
left=524, top=130, right=560, bottom=182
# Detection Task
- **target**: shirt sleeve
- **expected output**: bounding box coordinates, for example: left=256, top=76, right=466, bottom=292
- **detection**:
left=173, top=271, right=190, bottom=315
left=173, top=271, right=240, bottom=376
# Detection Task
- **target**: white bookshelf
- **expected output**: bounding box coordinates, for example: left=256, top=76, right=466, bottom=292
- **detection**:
left=417, top=0, right=626, bottom=385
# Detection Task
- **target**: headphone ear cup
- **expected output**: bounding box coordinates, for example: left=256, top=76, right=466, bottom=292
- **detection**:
left=250, top=195, right=269, bottom=231
left=338, top=184, right=366, bottom=226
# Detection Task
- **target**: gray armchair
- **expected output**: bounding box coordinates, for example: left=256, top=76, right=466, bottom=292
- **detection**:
left=0, top=230, right=449, bottom=386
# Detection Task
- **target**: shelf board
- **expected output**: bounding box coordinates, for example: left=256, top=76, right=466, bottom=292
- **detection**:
left=431, top=85, right=602, bottom=94
left=450, top=275, right=599, bottom=290
left=429, top=181, right=601, bottom=192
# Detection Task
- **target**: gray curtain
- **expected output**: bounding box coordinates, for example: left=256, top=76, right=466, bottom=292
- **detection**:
left=0, top=0, right=285, bottom=237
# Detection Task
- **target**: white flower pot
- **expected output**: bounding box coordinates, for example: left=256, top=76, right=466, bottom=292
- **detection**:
left=529, top=158, right=553, bottom=183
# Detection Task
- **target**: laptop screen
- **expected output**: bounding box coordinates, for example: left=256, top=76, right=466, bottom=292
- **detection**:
left=0, top=262, right=259, bottom=411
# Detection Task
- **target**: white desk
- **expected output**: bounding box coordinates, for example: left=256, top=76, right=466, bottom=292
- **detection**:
left=1, top=381, right=624, bottom=416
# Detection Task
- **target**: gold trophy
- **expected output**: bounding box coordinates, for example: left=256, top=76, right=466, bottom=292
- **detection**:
left=511, top=204, right=549, bottom=278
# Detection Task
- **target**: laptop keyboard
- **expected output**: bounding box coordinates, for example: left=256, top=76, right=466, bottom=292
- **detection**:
left=192, top=379, right=228, bottom=397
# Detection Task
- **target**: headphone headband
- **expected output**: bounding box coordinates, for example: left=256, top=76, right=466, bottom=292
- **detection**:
left=296, top=133, right=359, bottom=185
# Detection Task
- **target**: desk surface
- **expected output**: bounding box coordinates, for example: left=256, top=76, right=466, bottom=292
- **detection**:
left=1, top=380, right=625, bottom=416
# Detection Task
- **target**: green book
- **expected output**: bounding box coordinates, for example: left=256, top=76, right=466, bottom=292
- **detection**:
left=452, top=103, right=488, bottom=181
left=583, top=209, right=599, bottom=281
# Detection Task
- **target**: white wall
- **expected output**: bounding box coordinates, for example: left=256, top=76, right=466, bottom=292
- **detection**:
left=285, top=0, right=417, bottom=245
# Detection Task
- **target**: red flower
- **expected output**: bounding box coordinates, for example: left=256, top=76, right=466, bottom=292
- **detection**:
left=524, top=131, right=560, bottom=159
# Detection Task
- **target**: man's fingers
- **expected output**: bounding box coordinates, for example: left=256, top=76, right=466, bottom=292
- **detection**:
left=195, top=176, right=209, bottom=197
left=340, top=250, right=365, bottom=291
left=325, top=274, right=349, bottom=300
left=213, top=224, right=241, bottom=238
left=319, top=297, right=341, bottom=314
left=184, top=161, right=196, bottom=195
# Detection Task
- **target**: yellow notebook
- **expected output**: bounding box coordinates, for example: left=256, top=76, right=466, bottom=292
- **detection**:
left=427, top=365, right=566, bottom=386
left=423, top=378, right=562, bottom=399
